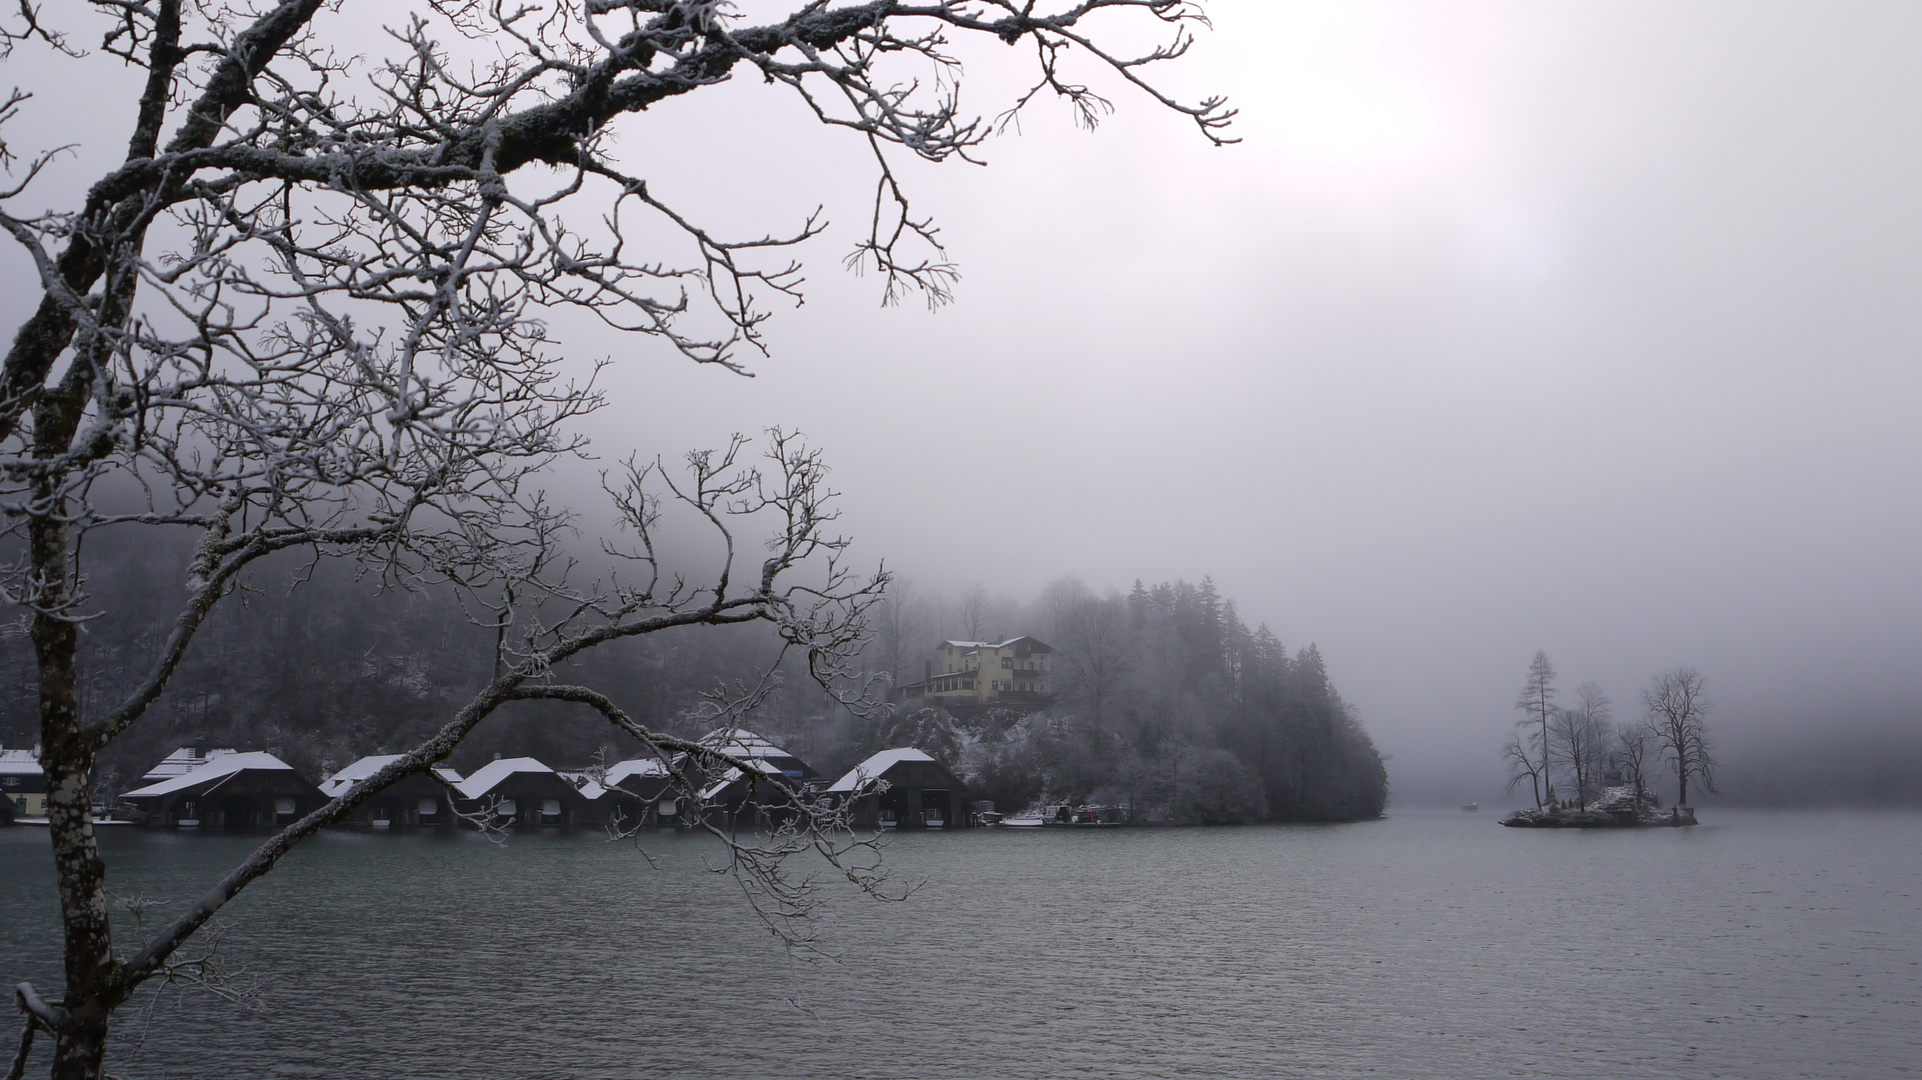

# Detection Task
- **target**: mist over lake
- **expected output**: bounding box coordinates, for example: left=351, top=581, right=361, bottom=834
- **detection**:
left=5, top=0, right=1922, bottom=1075
left=5, top=811, right=1917, bottom=1079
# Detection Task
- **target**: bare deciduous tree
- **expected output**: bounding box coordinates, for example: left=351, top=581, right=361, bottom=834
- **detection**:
left=1513, top=650, right=1558, bottom=807
left=1502, top=731, right=1544, bottom=808
left=956, top=582, right=995, bottom=643
left=0, top=1, right=1228, bottom=1075
left=1613, top=720, right=1655, bottom=804
left=1043, top=579, right=1136, bottom=722
left=1643, top=666, right=1718, bottom=809
left=1548, top=681, right=1611, bottom=811
left=871, top=575, right=928, bottom=689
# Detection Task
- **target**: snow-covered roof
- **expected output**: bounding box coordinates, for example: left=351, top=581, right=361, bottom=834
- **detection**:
left=697, top=758, right=784, bottom=802
left=697, top=728, right=794, bottom=759
left=122, top=751, right=296, bottom=799
left=605, top=758, right=669, bottom=786
left=0, top=748, right=41, bottom=776
left=551, top=771, right=612, bottom=801
left=826, top=748, right=936, bottom=793
left=944, top=636, right=1050, bottom=652
left=456, top=757, right=555, bottom=799
left=140, top=746, right=237, bottom=782
left=317, top=756, right=462, bottom=797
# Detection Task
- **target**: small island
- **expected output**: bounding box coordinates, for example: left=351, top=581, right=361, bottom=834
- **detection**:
left=1498, top=653, right=1717, bottom=830
left=1500, top=785, right=1696, bottom=828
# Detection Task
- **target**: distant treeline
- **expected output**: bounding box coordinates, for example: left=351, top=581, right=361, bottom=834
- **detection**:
left=857, top=577, right=1388, bottom=823
left=0, top=534, right=1385, bottom=822
left=0, top=530, right=802, bottom=794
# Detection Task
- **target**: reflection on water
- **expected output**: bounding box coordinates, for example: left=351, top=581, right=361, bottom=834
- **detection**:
left=2, top=810, right=1918, bottom=1079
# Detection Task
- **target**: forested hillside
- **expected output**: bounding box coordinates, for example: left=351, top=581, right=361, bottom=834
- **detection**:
left=0, top=537, right=1385, bottom=822
left=855, top=578, right=1388, bottom=823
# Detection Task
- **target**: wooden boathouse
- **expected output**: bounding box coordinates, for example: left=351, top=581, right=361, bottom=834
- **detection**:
left=318, top=756, right=465, bottom=827
left=825, top=748, right=973, bottom=830
left=691, top=729, right=818, bottom=828
left=602, top=758, right=680, bottom=827
left=455, top=757, right=601, bottom=826
left=120, top=752, right=326, bottom=828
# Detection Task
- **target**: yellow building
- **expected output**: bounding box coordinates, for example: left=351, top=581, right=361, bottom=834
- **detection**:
left=2, top=747, right=47, bottom=820
left=914, top=636, right=1053, bottom=706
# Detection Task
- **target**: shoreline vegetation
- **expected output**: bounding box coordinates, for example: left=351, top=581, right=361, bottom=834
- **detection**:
left=1501, top=651, right=1718, bottom=832
left=1500, top=785, right=1698, bottom=829
left=0, top=564, right=1391, bottom=830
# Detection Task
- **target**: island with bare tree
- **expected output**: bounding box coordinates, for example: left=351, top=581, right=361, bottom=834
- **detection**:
left=1499, top=655, right=1716, bottom=828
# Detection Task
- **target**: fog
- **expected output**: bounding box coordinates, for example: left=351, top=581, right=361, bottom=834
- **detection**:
left=559, top=1, right=1922, bottom=804
left=6, top=1, right=1919, bottom=804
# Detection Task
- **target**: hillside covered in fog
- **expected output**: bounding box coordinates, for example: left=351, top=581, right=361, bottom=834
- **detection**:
left=0, top=530, right=1385, bottom=823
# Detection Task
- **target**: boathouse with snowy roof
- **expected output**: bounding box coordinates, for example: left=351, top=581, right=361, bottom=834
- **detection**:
left=826, top=748, right=973, bottom=830
left=690, top=729, right=817, bottom=828
left=121, top=752, right=324, bottom=829
left=599, top=757, right=683, bottom=827
left=139, top=743, right=239, bottom=783
left=318, top=756, right=465, bottom=827
left=455, top=757, right=602, bottom=826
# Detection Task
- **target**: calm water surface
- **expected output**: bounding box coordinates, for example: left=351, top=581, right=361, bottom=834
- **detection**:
left=2, top=809, right=1917, bottom=1079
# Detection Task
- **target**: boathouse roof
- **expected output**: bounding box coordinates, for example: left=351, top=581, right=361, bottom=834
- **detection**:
left=122, top=751, right=297, bottom=799
left=697, top=728, right=792, bottom=759
left=318, top=756, right=463, bottom=798
left=140, top=745, right=238, bottom=782
left=697, top=758, right=786, bottom=802
left=604, top=758, right=668, bottom=786
left=826, top=748, right=936, bottom=793
left=456, top=757, right=552, bottom=799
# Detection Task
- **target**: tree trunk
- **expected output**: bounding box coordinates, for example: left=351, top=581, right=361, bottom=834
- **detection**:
left=31, top=462, right=122, bottom=1080
left=1537, top=709, right=1549, bottom=809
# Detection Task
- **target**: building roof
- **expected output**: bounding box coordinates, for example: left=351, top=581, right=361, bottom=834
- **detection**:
left=561, top=775, right=612, bottom=801
left=605, top=758, right=669, bottom=786
left=826, top=748, right=937, bottom=793
left=456, top=757, right=556, bottom=799
left=0, top=748, right=41, bottom=777
left=697, top=758, right=785, bottom=802
left=317, top=756, right=462, bottom=798
left=121, top=751, right=297, bottom=799
left=697, top=728, right=794, bottom=759
left=944, top=636, right=1052, bottom=652
left=140, top=746, right=237, bottom=782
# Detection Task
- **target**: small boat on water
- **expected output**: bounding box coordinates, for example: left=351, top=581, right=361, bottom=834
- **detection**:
left=1461, top=802, right=1479, bottom=812
left=999, top=816, right=1044, bottom=828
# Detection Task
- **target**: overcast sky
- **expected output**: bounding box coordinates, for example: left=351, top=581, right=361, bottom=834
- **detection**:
left=551, top=1, right=1921, bottom=800
left=6, top=1, right=1918, bottom=802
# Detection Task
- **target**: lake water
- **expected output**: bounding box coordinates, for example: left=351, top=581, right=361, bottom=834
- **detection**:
left=2, top=809, right=1918, bottom=1079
